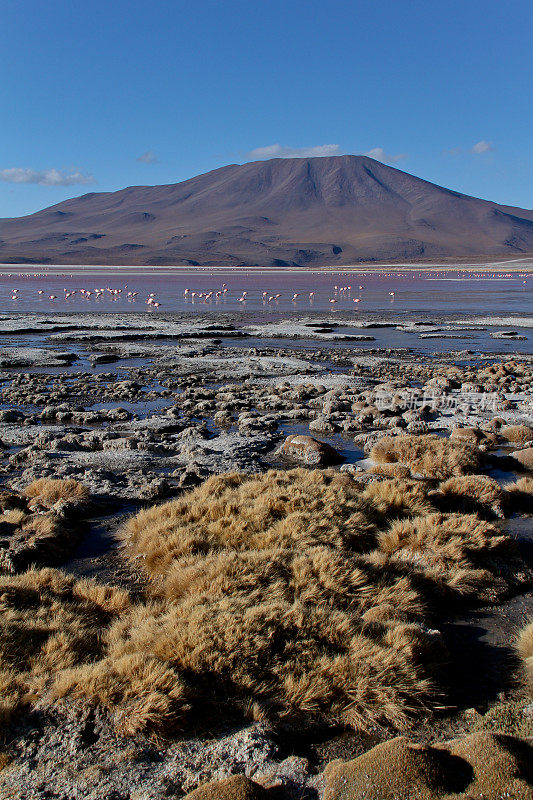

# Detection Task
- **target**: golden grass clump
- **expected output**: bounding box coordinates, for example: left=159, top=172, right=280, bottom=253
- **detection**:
left=106, top=598, right=434, bottom=731
left=120, top=470, right=380, bottom=578
left=160, top=547, right=425, bottom=619
left=371, top=435, right=482, bottom=479
left=434, top=475, right=506, bottom=518
left=377, top=513, right=511, bottom=600
left=52, top=652, right=190, bottom=736
left=501, top=425, right=533, bottom=444
left=0, top=470, right=527, bottom=737
left=505, top=477, right=533, bottom=513
left=24, top=478, right=90, bottom=509
left=370, top=463, right=412, bottom=480
left=361, top=479, right=434, bottom=520
left=0, top=568, right=130, bottom=725
left=0, top=480, right=91, bottom=572
left=516, top=621, right=533, bottom=696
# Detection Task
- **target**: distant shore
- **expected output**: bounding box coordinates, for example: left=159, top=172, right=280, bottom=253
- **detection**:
left=0, top=255, right=532, bottom=276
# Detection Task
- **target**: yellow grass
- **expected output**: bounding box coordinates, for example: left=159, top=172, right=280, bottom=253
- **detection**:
left=377, top=513, right=510, bottom=600
left=361, top=479, right=434, bottom=520
left=501, top=425, right=533, bottom=444
left=120, top=470, right=380, bottom=578
left=0, top=480, right=90, bottom=571
left=0, top=470, right=528, bottom=737
left=24, top=478, right=90, bottom=508
left=435, top=475, right=506, bottom=518
left=516, top=621, right=533, bottom=696
left=371, top=435, right=482, bottom=479
left=0, top=569, right=130, bottom=725
left=505, top=477, right=533, bottom=513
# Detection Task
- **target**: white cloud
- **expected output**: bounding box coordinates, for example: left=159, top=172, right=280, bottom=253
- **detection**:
left=364, top=147, right=407, bottom=164
left=471, top=140, right=493, bottom=154
left=136, top=150, right=158, bottom=163
left=246, top=143, right=343, bottom=160
left=0, top=167, right=95, bottom=186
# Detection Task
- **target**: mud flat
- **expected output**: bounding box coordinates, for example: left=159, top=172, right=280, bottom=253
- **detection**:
left=0, top=312, right=532, bottom=799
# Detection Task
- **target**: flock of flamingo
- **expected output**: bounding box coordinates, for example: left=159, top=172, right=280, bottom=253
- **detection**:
left=0, top=269, right=529, bottom=311
left=7, top=285, right=161, bottom=308
left=1, top=278, right=396, bottom=309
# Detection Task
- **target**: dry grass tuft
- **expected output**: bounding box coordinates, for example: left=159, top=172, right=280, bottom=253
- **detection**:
left=433, top=475, right=506, bottom=518
left=370, top=463, right=412, bottom=480
left=52, top=652, right=190, bottom=736
left=501, top=425, right=533, bottom=444
left=120, top=469, right=380, bottom=579
left=361, top=479, right=434, bottom=520
left=24, top=478, right=90, bottom=509
left=0, top=469, right=528, bottom=737
left=505, top=477, right=533, bottom=514
left=0, top=568, right=130, bottom=725
left=516, top=621, right=533, bottom=696
left=377, top=513, right=511, bottom=601
left=371, top=435, right=482, bottom=479
left=0, top=480, right=90, bottom=573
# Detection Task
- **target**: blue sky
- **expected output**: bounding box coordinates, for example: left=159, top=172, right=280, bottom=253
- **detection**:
left=1, top=0, right=532, bottom=217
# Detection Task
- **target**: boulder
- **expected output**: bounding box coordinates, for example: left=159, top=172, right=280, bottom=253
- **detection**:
left=448, top=730, right=533, bottom=800
left=279, top=434, right=342, bottom=466
left=184, top=775, right=272, bottom=800
left=322, top=731, right=533, bottom=800
left=323, top=736, right=465, bottom=799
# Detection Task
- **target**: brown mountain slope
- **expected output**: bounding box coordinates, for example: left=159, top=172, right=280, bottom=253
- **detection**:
left=0, top=155, right=532, bottom=266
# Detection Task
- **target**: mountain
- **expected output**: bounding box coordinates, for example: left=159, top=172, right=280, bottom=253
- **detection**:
left=1, top=155, right=533, bottom=266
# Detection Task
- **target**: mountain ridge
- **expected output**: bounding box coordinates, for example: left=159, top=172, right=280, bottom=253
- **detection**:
left=1, top=155, right=532, bottom=266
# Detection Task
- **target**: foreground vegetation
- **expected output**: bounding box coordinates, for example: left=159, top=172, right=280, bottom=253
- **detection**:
left=0, top=470, right=531, bottom=741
